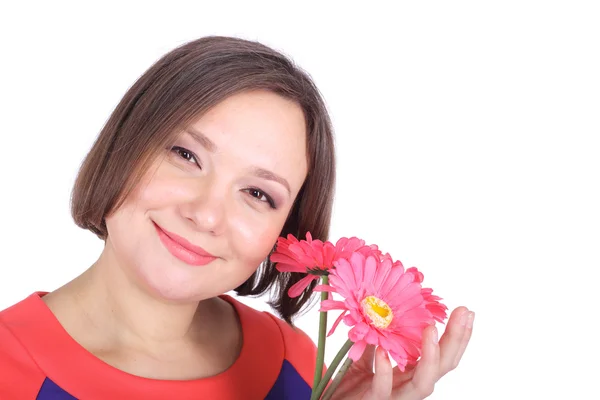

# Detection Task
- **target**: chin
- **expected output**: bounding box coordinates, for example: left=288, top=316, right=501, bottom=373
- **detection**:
left=132, top=260, right=215, bottom=303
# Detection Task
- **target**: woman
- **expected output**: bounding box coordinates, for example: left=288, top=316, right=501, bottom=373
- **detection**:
left=0, top=36, right=473, bottom=399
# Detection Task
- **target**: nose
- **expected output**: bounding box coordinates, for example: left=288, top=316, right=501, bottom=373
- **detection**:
left=180, top=179, right=227, bottom=235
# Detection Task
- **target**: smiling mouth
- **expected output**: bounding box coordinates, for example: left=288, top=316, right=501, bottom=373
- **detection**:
left=153, top=222, right=217, bottom=266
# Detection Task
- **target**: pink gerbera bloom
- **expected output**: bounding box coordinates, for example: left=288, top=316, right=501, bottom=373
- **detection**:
left=315, top=252, right=447, bottom=371
left=270, top=232, right=379, bottom=298
left=406, top=266, right=448, bottom=323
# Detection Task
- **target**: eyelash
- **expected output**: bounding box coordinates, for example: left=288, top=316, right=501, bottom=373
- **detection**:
left=244, top=188, right=277, bottom=209
left=170, top=146, right=277, bottom=209
left=171, top=146, right=200, bottom=167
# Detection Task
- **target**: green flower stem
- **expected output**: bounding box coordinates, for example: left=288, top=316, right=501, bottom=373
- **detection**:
left=310, top=275, right=329, bottom=400
left=321, top=357, right=354, bottom=400
left=312, top=339, right=354, bottom=400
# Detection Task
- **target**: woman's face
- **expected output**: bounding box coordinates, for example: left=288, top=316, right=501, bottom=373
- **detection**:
left=104, top=90, right=308, bottom=302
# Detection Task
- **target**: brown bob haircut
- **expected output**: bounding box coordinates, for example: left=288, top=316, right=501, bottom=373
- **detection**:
left=70, top=36, right=335, bottom=324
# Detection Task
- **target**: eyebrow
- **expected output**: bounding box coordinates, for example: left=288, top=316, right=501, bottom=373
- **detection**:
left=251, top=167, right=291, bottom=195
left=186, top=128, right=218, bottom=152
left=185, top=127, right=291, bottom=195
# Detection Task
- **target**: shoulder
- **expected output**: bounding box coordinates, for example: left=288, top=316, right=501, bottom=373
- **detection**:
left=223, top=296, right=316, bottom=361
left=267, top=314, right=317, bottom=358
left=264, top=312, right=319, bottom=386
left=222, top=295, right=319, bottom=385
left=0, top=293, right=48, bottom=398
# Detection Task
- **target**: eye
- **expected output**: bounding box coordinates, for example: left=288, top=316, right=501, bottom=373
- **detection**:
left=244, top=188, right=277, bottom=209
left=171, top=146, right=201, bottom=168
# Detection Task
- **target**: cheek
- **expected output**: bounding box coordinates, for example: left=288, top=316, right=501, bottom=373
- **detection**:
left=229, top=214, right=285, bottom=267
left=134, top=173, right=194, bottom=211
left=128, top=157, right=191, bottom=206
left=137, top=179, right=177, bottom=206
left=105, top=207, right=146, bottom=271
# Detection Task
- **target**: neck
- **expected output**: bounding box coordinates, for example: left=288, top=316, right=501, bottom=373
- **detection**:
left=42, top=240, right=243, bottom=380
left=54, top=242, right=221, bottom=350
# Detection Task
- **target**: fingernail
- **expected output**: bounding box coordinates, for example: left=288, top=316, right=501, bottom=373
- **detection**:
left=378, top=346, right=390, bottom=361
left=460, top=311, right=469, bottom=326
left=467, top=312, right=475, bottom=329
left=431, top=327, right=438, bottom=343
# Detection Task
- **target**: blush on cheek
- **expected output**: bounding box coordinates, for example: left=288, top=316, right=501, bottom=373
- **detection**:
left=127, top=161, right=177, bottom=205
left=138, top=183, right=188, bottom=209
left=234, top=225, right=280, bottom=265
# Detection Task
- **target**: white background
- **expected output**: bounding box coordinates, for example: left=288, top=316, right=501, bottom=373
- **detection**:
left=1, top=1, right=599, bottom=399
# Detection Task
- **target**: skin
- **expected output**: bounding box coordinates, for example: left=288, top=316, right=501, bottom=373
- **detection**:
left=331, top=308, right=475, bottom=399
left=43, top=90, right=309, bottom=379
left=41, top=88, right=473, bottom=397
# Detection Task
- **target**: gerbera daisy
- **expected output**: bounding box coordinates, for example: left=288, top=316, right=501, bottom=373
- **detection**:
left=406, top=266, right=448, bottom=323
left=315, top=252, right=447, bottom=371
left=270, top=232, right=379, bottom=298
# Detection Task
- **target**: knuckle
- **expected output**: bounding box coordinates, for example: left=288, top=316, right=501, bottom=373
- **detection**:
left=418, top=383, right=435, bottom=397
left=441, top=360, right=457, bottom=374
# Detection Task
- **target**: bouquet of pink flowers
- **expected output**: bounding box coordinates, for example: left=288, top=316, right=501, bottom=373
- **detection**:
left=271, top=233, right=448, bottom=400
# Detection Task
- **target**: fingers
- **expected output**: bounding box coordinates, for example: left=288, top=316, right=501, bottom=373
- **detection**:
left=388, top=307, right=474, bottom=399
left=453, top=311, right=474, bottom=367
left=438, top=307, right=474, bottom=375
left=393, top=325, right=440, bottom=399
left=365, top=346, right=393, bottom=399
left=354, top=344, right=376, bottom=372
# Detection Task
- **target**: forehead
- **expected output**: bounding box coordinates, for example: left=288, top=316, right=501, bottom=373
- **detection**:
left=187, top=90, right=308, bottom=189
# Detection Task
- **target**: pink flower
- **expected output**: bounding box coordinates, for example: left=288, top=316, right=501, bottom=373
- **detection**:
left=406, top=266, right=448, bottom=323
left=270, top=232, right=379, bottom=298
left=315, top=253, right=447, bottom=371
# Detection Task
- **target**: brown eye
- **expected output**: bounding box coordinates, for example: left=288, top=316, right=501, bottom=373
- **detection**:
left=249, top=189, right=266, bottom=201
left=171, top=146, right=200, bottom=167
left=244, top=188, right=277, bottom=209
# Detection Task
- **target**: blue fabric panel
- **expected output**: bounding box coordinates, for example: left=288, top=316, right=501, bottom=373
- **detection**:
left=36, top=378, right=77, bottom=400
left=264, top=359, right=312, bottom=400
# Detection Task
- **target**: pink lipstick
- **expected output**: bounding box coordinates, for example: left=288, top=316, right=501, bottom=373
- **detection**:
left=153, top=222, right=217, bottom=266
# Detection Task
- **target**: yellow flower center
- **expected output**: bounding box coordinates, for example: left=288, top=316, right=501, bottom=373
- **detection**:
left=361, top=296, right=393, bottom=329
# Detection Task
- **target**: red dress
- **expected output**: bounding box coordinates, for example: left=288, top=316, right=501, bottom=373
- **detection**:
left=0, top=292, right=318, bottom=399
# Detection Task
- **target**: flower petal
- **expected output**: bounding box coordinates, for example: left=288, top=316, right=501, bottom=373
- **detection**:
left=406, top=266, right=424, bottom=283
left=327, top=311, right=347, bottom=337
left=287, top=275, right=317, bottom=298
left=389, top=350, right=409, bottom=372
left=274, top=262, right=310, bottom=273
left=353, top=254, right=364, bottom=286
left=388, top=273, right=415, bottom=299
left=328, top=274, right=352, bottom=299
left=373, top=258, right=392, bottom=293
left=335, top=236, right=349, bottom=249
left=319, top=300, right=348, bottom=312
left=313, top=284, right=336, bottom=293
left=334, top=257, right=358, bottom=292
left=364, top=327, right=380, bottom=345
left=322, top=242, right=337, bottom=267
left=422, top=287, right=448, bottom=322
left=343, top=313, right=357, bottom=326
left=348, top=321, right=370, bottom=342
left=363, top=256, right=377, bottom=292
left=348, top=340, right=368, bottom=362
left=379, top=263, right=407, bottom=298
left=391, top=284, right=424, bottom=315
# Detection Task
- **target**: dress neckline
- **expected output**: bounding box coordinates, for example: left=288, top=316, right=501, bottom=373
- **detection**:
left=6, top=292, right=284, bottom=399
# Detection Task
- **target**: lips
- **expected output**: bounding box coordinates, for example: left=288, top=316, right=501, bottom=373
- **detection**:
left=153, top=222, right=217, bottom=266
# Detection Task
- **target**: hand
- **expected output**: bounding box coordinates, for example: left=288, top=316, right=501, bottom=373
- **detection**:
left=329, top=307, right=474, bottom=400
